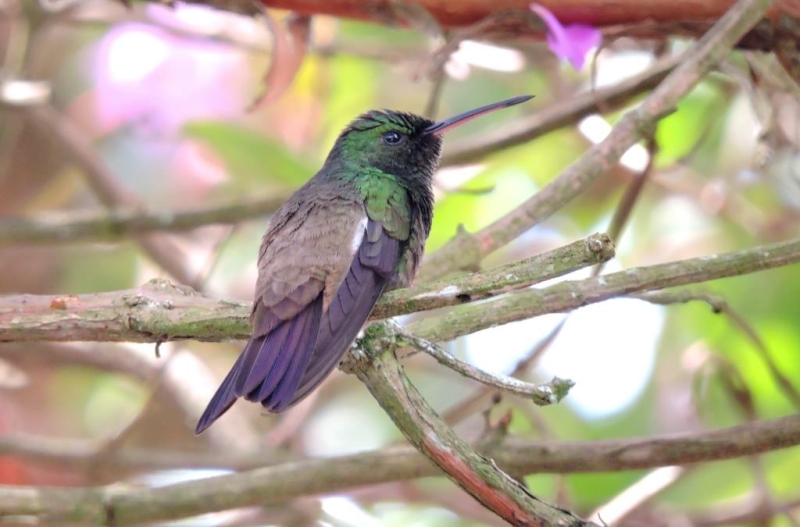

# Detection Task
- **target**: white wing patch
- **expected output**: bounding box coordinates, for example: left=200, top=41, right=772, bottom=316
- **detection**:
left=350, top=216, right=369, bottom=254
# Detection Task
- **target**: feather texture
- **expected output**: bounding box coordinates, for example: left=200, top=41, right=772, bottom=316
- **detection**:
left=195, top=295, right=323, bottom=434
left=195, top=218, right=400, bottom=433
left=282, top=220, right=399, bottom=409
left=195, top=96, right=529, bottom=434
left=195, top=105, right=444, bottom=435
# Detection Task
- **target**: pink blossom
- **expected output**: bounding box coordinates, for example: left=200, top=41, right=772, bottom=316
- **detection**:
left=530, top=4, right=601, bottom=71
left=92, top=23, right=249, bottom=135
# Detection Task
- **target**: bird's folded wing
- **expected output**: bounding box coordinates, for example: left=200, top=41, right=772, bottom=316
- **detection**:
left=195, top=207, right=401, bottom=432
left=283, top=219, right=400, bottom=409
left=194, top=290, right=325, bottom=434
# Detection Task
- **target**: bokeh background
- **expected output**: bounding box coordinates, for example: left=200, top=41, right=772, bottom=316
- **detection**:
left=1, top=1, right=800, bottom=525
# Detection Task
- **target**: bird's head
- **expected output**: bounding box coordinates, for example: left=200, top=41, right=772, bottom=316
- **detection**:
left=325, top=95, right=533, bottom=187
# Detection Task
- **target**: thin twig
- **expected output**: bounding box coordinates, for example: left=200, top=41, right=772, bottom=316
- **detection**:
left=21, top=103, right=201, bottom=287
left=440, top=54, right=680, bottom=168
left=634, top=289, right=800, bottom=409
left=0, top=195, right=288, bottom=246
left=397, top=327, right=574, bottom=405
left=343, top=322, right=599, bottom=527
left=1, top=413, right=799, bottom=524
left=423, top=64, right=446, bottom=119
left=442, top=319, right=566, bottom=425
left=424, top=0, right=772, bottom=280
left=592, top=136, right=658, bottom=277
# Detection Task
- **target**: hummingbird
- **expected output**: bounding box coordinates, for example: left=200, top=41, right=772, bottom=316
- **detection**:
left=196, top=95, right=533, bottom=434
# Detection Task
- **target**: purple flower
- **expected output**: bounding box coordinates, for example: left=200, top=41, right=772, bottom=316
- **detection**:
left=530, top=4, right=601, bottom=71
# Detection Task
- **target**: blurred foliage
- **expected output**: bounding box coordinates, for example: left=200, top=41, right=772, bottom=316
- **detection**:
left=184, top=120, right=314, bottom=188
left=1, top=2, right=799, bottom=526
left=654, top=80, right=731, bottom=168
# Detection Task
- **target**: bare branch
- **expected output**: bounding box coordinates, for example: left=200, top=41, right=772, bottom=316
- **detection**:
left=21, top=103, right=202, bottom=288
left=373, top=233, right=614, bottom=319
left=420, top=0, right=774, bottom=280
left=1, top=414, right=799, bottom=524
left=397, top=327, right=574, bottom=406
left=0, top=195, right=288, bottom=246
left=0, top=342, right=263, bottom=454
left=440, top=55, right=679, bottom=167
left=0, top=233, right=613, bottom=342
left=442, top=321, right=565, bottom=425
left=409, top=235, right=800, bottom=342
left=342, top=321, right=598, bottom=527
left=634, top=289, right=800, bottom=408
left=2, top=235, right=799, bottom=343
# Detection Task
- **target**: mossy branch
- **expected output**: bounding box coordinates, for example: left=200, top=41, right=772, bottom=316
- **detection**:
left=3, top=234, right=798, bottom=345
left=409, top=235, right=800, bottom=342
left=1, top=412, right=798, bottom=525
left=342, top=322, right=598, bottom=527
left=0, top=233, right=613, bottom=343
left=0, top=195, right=288, bottom=246
left=418, top=0, right=776, bottom=281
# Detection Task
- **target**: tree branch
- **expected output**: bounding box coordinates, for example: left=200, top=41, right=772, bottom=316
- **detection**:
left=0, top=233, right=613, bottom=342
left=374, top=233, right=613, bottom=319
left=0, top=55, right=680, bottom=247
left=634, top=289, right=800, bottom=409
left=256, top=0, right=793, bottom=38
left=21, top=104, right=201, bottom=288
left=342, top=322, right=598, bottom=527
left=1, top=414, right=798, bottom=525
left=419, top=0, right=775, bottom=281
left=0, top=195, right=288, bottom=246
left=396, top=328, right=574, bottom=406
left=3, top=235, right=799, bottom=343
left=410, top=235, right=800, bottom=341
left=0, top=342, right=264, bottom=453
left=440, top=54, right=679, bottom=167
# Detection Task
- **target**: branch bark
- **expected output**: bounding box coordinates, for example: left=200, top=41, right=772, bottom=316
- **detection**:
left=0, top=195, right=288, bottom=246
left=343, top=322, right=597, bottom=527
left=0, top=233, right=613, bottom=343
left=409, top=235, right=800, bottom=342
left=440, top=54, right=679, bottom=167
left=1, top=414, right=798, bottom=525
left=3, top=234, right=797, bottom=344
left=21, top=104, right=201, bottom=288
left=257, top=0, right=794, bottom=35
left=418, top=0, right=776, bottom=281
left=397, top=328, right=574, bottom=405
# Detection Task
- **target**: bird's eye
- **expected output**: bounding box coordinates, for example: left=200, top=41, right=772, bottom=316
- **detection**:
left=382, top=131, right=403, bottom=145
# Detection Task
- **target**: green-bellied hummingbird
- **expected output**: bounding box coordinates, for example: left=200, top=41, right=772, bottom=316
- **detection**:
left=196, top=95, right=533, bottom=434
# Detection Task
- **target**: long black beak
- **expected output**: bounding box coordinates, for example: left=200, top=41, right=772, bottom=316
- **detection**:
left=424, top=95, right=534, bottom=136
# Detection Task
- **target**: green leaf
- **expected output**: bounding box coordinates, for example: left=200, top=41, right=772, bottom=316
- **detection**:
left=655, top=81, right=728, bottom=167
left=183, top=120, right=314, bottom=188
left=427, top=167, right=537, bottom=251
